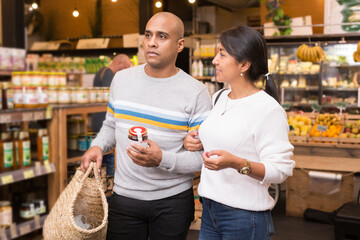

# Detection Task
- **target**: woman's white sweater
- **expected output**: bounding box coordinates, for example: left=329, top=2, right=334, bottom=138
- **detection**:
left=198, top=90, right=295, bottom=211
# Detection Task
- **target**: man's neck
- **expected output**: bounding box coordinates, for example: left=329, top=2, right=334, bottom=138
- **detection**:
left=144, top=64, right=179, bottom=78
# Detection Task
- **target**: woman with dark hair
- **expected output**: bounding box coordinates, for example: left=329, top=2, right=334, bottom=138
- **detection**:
left=184, top=26, right=295, bottom=239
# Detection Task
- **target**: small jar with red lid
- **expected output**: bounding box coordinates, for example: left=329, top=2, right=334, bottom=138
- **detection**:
left=128, top=126, right=148, bottom=150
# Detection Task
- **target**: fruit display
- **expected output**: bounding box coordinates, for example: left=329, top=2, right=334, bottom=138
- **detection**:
left=288, top=115, right=312, bottom=137
left=296, top=44, right=326, bottom=63
left=340, top=120, right=360, bottom=139
left=310, top=114, right=342, bottom=138
left=353, top=42, right=360, bottom=62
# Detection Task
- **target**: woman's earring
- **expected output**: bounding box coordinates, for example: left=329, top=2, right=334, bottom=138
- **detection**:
left=240, top=73, right=243, bottom=77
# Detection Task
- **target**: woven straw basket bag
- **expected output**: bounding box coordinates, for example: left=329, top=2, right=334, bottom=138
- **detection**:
left=43, top=162, right=108, bottom=239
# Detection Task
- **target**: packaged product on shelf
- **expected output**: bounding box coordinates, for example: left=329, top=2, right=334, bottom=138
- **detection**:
left=47, top=72, right=58, bottom=87
left=58, top=87, right=71, bottom=104
left=96, top=87, right=104, bottom=103
left=37, top=86, right=48, bottom=107
left=12, top=48, right=26, bottom=71
left=70, top=87, right=77, bottom=103
left=68, top=117, right=81, bottom=135
left=191, top=60, right=198, bottom=77
left=31, top=72, right=42, bottom=86
left=89, top=88, right=97, bottom=103
left=37, top=129, right=49, bottom=163
left=13, top=130, right=20, bottom=169
left=2, top=82, right=14, bottom=109
left=20, top=202, right=35, bottom=220
left=198, top=60, right=203, bottom=77
left=11, top=72, right=21, bottom=86
left=0, top=84, right=2, bottom=110
left=75, top=87, right=89, bottom=103
left=67, top=135, right=78, bottom=151
left=78, top=135, right=88, bottom=151
left=32, top=199, right=46, bottom=215
left=58, top=72, right=67, bottom=86
left=21, top=72, right=31, bottom=86
left=18, top=131, right=31, bottom=168
left=0, top=47, right=13, bottom=71
left=23, top=86, right=38, bottom=108
left=103, top=87, right=110, bottom=103
left=0, top=132, right=15, bottom=172
left=13, top=86, right=23, bottom=108
left=0, top=201, right=12, bottom=228
left=48, top=87, right=58, bottom=104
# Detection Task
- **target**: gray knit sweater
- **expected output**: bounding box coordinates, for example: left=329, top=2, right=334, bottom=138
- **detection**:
left=91, top=64, right=212, bottom=200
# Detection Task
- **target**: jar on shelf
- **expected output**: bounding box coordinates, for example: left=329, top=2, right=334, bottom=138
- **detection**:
left=48, top=87, right=58, bottom=104
left=18, top=131, right=31, bottom=168
left=70, top=87, right=77, bottom=103
left=95, top=87, right=104, bottom=103
left=31, top=72, right=42, bottom=86
left=78, top=135, right=88, bottom=151
left=58, top=87, right=71, bottom=104
left=13, top=86, right=23, bottom=108
left=68, top=135, right=78, bottom=151
left=20, top=202, right=35, bottom=220
left=37, top=86, right=48, bottom=108
left=0, top=201, right=12, bottom=228
left=48, top=72, right=58, bottom=87
left=89, top=88, right=97, bottom=103
left=2, top=82, right=14, bottom=110
left=37, top=129, right=49, bottom=163
left=41, top=72, right=48, bottom=86
left=22, top=72, right=31, bottom=86
left=58, top=72, right=67, bottom=86
left=0, top=132, right=15, bottom=172
left=75, top=87, right=89, bottom=104
left=32, top=199, right=46, bottom=215
left=11, top=72, right=21, bottom=86
left=23, top=86, right=38, bottom=108
left=103, top=87, right=110, bottom=103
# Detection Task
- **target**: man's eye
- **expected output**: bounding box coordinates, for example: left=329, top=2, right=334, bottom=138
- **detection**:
left=145, top=33, right=151, bottom=38
left=158, top=35, right=166, bottom=39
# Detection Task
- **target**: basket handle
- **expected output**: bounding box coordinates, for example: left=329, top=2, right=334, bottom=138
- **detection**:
left=81, top=161, right=101, bottom=183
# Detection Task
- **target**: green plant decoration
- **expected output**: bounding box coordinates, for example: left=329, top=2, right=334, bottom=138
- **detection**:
left=88, top=0, right=103, bottom=38
left=262, top=0, right=293, bottom=36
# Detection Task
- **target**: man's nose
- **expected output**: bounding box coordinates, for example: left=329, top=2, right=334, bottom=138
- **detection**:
left=148, top=36, right=157, bottom=47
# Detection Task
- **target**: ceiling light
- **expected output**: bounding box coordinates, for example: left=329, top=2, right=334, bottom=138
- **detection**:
left=111, top=0, right=117, bottom=2
left=31, top=2, right=38, bottom=9
left=73, top=8, right=79, bottom=17
left=155, top=1, right=162, bottom=8
left=188, top=0, right=196, bottom=3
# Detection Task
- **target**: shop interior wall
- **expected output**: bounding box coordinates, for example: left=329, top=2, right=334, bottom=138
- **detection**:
left=260, top=0, right=325, bottom=34
left=40, top=0, right=139, bottom=40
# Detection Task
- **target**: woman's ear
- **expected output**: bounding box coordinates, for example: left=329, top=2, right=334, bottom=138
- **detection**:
left=239, top=61, right=251, bottom=73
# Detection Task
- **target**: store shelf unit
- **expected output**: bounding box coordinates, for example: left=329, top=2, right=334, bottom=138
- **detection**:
left=266, top=33, right=360, bottom=110
left=0, top=214, right=47, bottom=240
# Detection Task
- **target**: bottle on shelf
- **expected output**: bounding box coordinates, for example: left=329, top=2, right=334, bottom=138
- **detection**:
left=192, top=60, right=199, bottom=77
left=13, top=130, right=20, bottom=169
left=203, top=61, right=209, bottom=77
left=37, top=129, right=49, bottom=164
left=18, top=131, right=31, bottom=168
left=198, top=60, right=204, bottom=77
left=2, top=82, right=14, bottom=110
left=0, top=132, right=15, bottom=172
left=208, top=61, right=214, bottom=77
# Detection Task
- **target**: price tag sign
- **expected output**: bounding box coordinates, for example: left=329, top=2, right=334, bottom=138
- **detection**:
left=34, top=111, right=45, bottom=120
left=1, top=175, right=14, bottom=185
left=317, top=125, right=328, bottom=132
left=46, top=106, right=53, bottom=119
left=19, top=224, right=31, bottom=235
left=44, top=160, right=52, bottom=173
left=311, top=103, right=322, bottom=113
left=336, top=102, right=348, bottom=115
left=23, top=170, right=35, bottom=179
left=0, top=114, right=11, bottom=123
left=282, top=103, right=291, bottom=111
left=22, top=112, right=33, bottom=122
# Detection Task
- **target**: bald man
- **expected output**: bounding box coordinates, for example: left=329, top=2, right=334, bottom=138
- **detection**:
left=81, top=12, right=212, bottom=240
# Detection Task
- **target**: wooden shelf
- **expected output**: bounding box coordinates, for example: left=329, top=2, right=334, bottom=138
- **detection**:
left=1, top=214, right=47, bottom=239
left=27, top=47, right=138, bottom=57
left=0, top=107, right=50, bottom=123
left=194, top=76, right=215, bottom=81
left=0, top=71, right=12, bottom=76
left=0, top=162, right=55, bottom=186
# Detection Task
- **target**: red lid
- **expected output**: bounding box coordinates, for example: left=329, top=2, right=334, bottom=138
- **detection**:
left=129, top=126, right=147, bottom=136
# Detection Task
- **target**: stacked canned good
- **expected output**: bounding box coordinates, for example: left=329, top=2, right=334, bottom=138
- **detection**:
left=67, top=116, right=98, bottom=152
left=48, top=86, right=109, bottom=104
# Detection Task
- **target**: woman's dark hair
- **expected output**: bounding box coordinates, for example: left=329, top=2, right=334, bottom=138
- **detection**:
left=219, top=26, right=279, bottom=102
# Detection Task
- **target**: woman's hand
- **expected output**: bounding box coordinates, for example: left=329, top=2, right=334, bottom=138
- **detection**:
left=183, top=131, right=203, bottom=151
left=202, top=150, right=241, bottom=171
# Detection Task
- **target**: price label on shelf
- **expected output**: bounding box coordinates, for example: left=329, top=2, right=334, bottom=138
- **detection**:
left=19, top=224, right=31, bottom=235
left=34, top=111, right=45, bottom=120
left=22, top=112, right=33, bottom=121
left=1, top=174, right=14, bottom=185
left=0, top=114, right=11, bottom=123
left=46, top=106, right=53, bottom=119
left=317, top=125, right=328, bottom=132
left=23, top=170, right=35, bottom=179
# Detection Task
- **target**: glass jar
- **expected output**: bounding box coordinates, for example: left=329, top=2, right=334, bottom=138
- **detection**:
left=58, top=87, right=71, bottom=104
left=78, top=135, right=88, bottom=151
left=0, top=201, right=12, bottom=228
left=68, top=135, right=78, bottom=151
left=128, top=126, right=148, bottom=150
left=41, top=72, right=48, bottom=86
left=58, top=72, right=67, bottom=86
left=48, top=87, right=58, bottom=104
left=48, top=72, right=58, bottom=87
left=22, top=86, right=38, bottom=108
left=13, top=86, right=23, bottom=108
left=70, top=87, right=77, bottom=103
left=2, top=82, right=14, bottom=109
left=11, top=72, right=21, bottom=86
left=103, top=87, right=110, bottom=103
left=37, top=86, right=48, bottom=107
left=75, top=87, right=89, bottom=104
left=20, top=202, right=35, bottom=220
left=0, top=132, right=15, bottom=172
left=32, top=199, right=46, bottom=215
left=95, top=87, right=104, bottom=103
left=31, top=71, right=42, bottom=86
left=89, top=88, right=97, bottom=103
left=22, top=72, right=31, bottom=86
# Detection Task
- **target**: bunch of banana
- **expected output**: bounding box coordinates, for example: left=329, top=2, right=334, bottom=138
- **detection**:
left=296, top=44, right=326, bottom=63
left=353, top=41, right=360, bottom=62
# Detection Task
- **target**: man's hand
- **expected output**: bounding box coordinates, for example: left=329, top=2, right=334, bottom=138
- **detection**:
left=80, top=146, right=103, bottom=173
left=127, top=139, right=162, bottom=167
left=183, top=131, right=203, bottom=151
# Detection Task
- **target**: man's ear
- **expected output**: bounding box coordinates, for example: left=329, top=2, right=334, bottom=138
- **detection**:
left=177, top=38, right=185, bottom=53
